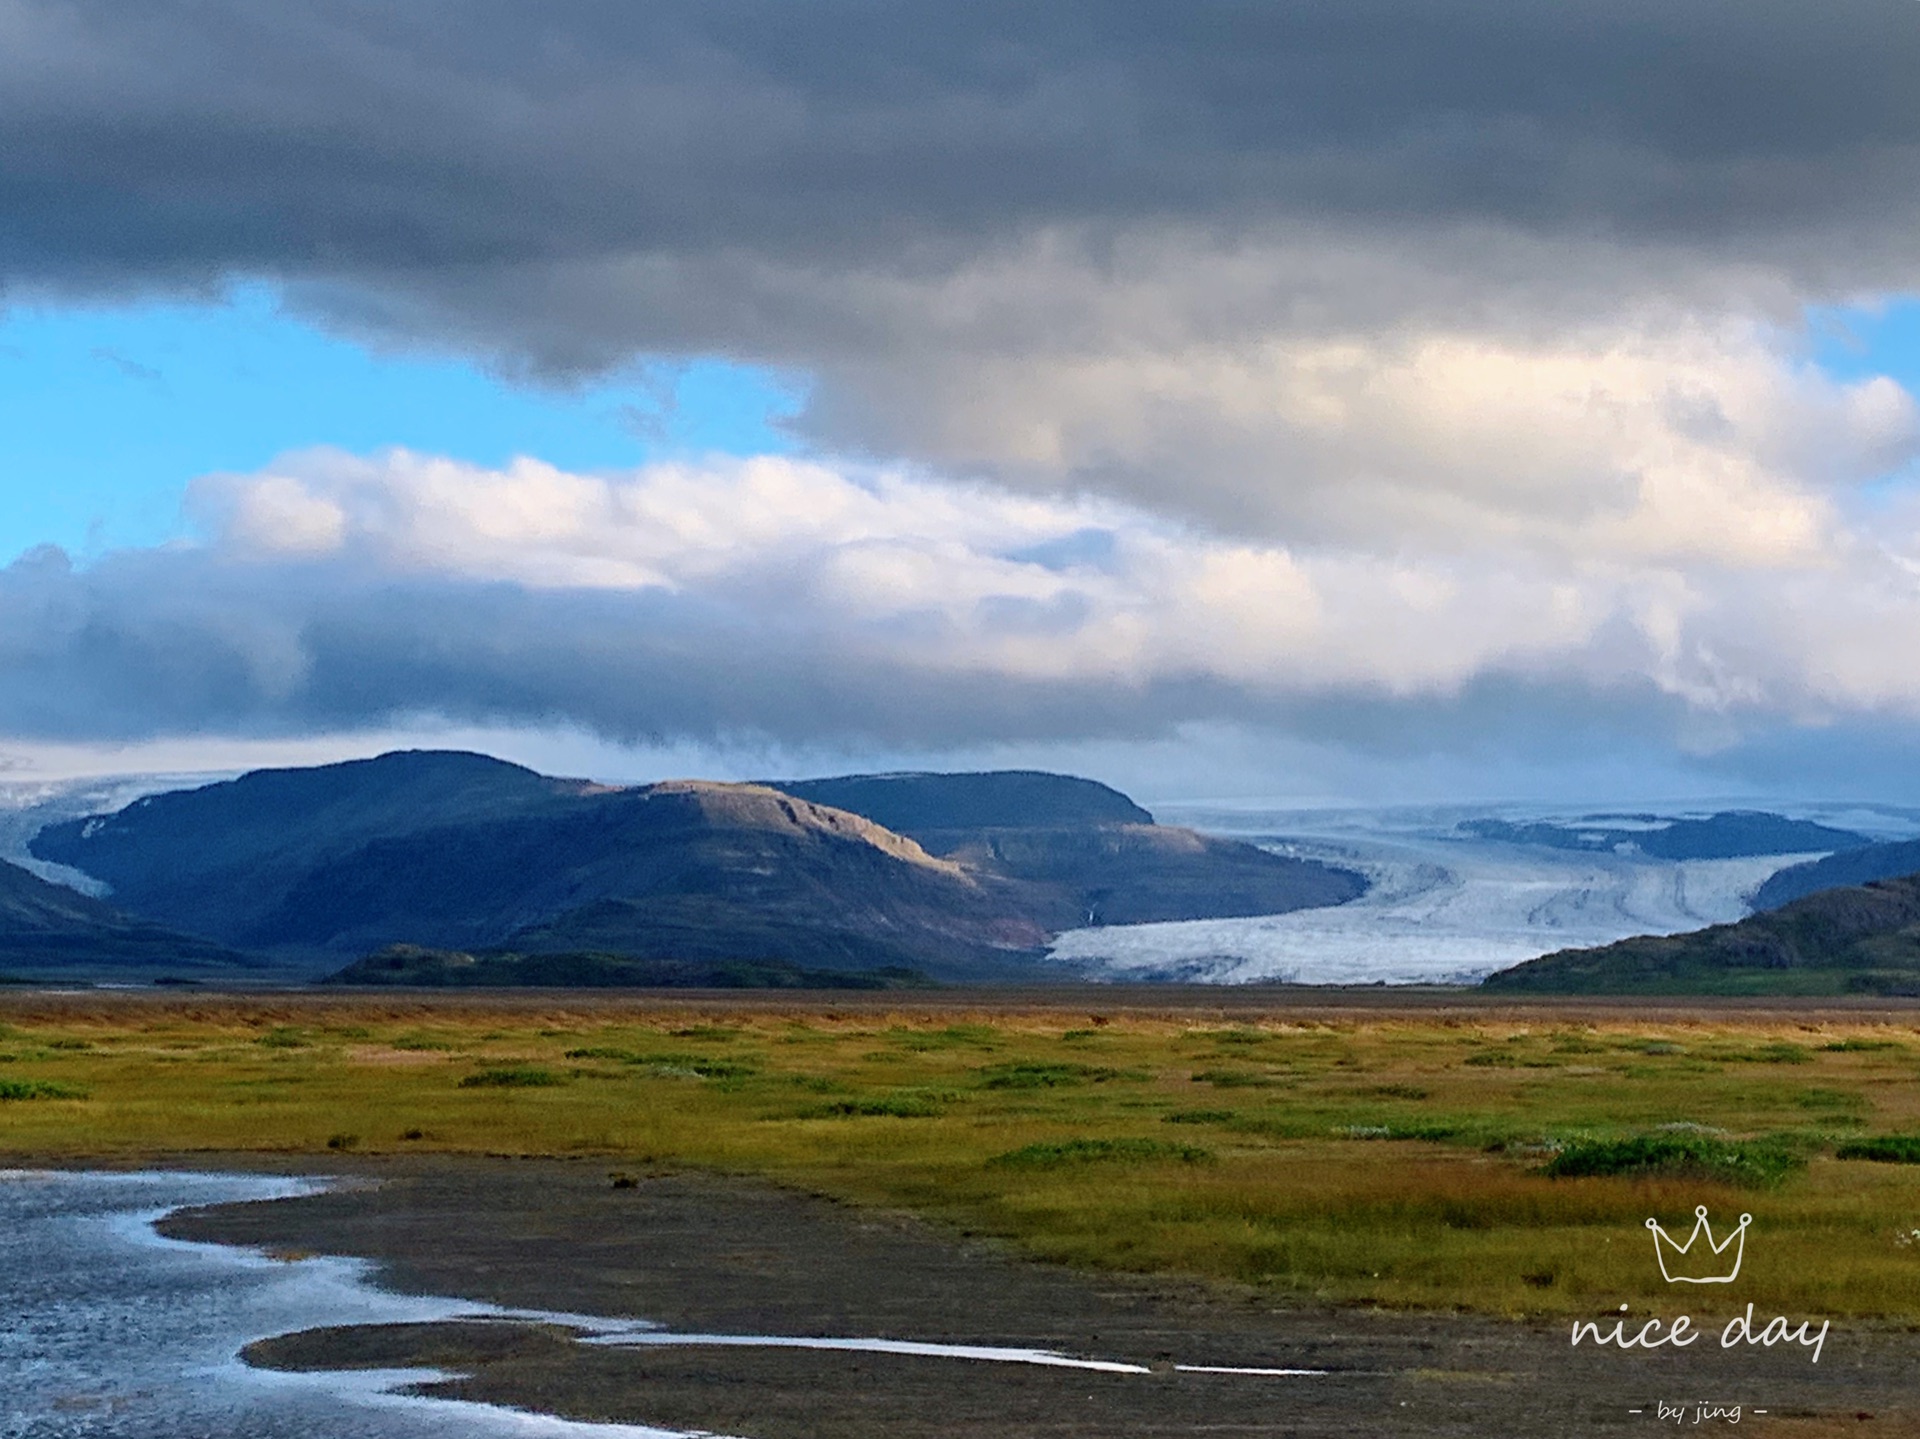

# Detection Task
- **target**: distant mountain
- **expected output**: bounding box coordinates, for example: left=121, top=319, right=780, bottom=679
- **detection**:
left=921, top=824, right=1362, bottom=926
left=773, top=769, right=1358, bottom=925
left=770, top=771, right=1154, bottom=837
left=1458, top=811, right=1865, bottom=861
left=31, top=750, right=587, bottom=946
left=31, top=751, right=1365, bottom=983
left=251, top=779, right=1056, bottom=976
left=1482, top=873, right=1920, bottom=995
left=0, top=859, right=253, bottom=978
left=1753, top=841, right=1920, bottom=911
left=39, top=764, right=1044, bottom=977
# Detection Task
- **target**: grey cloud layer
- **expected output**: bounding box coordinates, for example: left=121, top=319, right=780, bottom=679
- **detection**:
left=0, top=445, right=1904, bottom=760
left=0, top=540, right=1293, bottom=748
left=5, top=532, right=1913, bottom=796
left=8, top=2, right=1920, bottom=532
left=11, top=2, right=1920, bottom=787
left=13, top=0, right=1918, bottom=550
left=8, top=437, right=1920, bottom=795
left=0, top=536, right=1723, bottom=788
left=6, top=2, right=1919, bottom=327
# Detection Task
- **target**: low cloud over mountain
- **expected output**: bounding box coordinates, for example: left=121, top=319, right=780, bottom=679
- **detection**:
left=4, top=441, right=1920, bottom=795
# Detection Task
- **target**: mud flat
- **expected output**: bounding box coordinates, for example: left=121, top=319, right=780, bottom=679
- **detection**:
left=162, top=1157, right=1920, bottom=1438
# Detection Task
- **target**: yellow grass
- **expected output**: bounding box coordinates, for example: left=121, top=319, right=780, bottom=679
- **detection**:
left=5, top=993, right=1920, bottom=1318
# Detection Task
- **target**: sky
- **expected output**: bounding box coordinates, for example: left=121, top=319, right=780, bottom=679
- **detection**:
left=5, top=2, right=1920, bottom=806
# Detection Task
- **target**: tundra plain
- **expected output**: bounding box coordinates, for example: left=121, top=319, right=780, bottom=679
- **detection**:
left=6, top=990, right=1920, bottom=1323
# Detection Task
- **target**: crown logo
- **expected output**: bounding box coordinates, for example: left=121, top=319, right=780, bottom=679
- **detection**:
left=1646, top=1205, right=1751, bottom=1284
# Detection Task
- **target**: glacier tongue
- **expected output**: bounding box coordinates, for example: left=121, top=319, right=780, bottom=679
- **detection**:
left=1048, top=802, right=1852, bottom=984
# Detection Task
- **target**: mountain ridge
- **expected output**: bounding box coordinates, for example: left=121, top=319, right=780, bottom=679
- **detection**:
left=1753, top=840, right=1920, bottom=911
left=29, top=751, right=1365, bottom=983
left=1459, top=810, right=1866, bottom=861
left=1482, top=870, right=1920, bottom=995
left=768, top=770, right=1154, bottom=838
left=0, top=858, right=254, bottom=977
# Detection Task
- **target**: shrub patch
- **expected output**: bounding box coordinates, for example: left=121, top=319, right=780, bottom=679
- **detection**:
left=1837, top=1135, right=1920, bottom=1164
left=458, top=1067, right=565, bottom=1089
left=0, top=1079, right=86, bottom=1101
left=990, top=1137, right=1213, bottom=1167
left=1544, top=1133, right=1803, bottom=1187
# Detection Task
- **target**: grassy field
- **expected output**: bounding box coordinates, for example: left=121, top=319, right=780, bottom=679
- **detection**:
left=5, top=991, right=1920, bottom=1320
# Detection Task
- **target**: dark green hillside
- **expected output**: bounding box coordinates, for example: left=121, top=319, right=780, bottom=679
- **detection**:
left=0, top=859, right=253, bottom=976
left=1483, top=873, right=1920, bottom=995
left=1754, top=840, right=1920, bottom=910
left=327, top=943, right=934, bottom=989
left=502, top=900, right=957, bottom=973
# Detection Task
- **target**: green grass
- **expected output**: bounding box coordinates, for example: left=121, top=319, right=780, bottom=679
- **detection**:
left=977, top=1062, right=1128, bottom=1089
left=1189, top=1068, right=1288, bottom=1088
left=801, top=1091, right=949, bottom=1118
left=458, top=1066, right=566, bottom=1089
left=0, top=1078, right=86, bottom=1100
left=9, top=997, right=1920, bottom=1318
left=1543, top=1134, right=1806, bottom=1187
left=1835, top=1135, right=1920, bottom=1164
left=990, top=1137, right=1213, bottom=1167
left=1820, top=1037, right=1904, bottom=1053
left=565, top=1048, right=757, bottom=1079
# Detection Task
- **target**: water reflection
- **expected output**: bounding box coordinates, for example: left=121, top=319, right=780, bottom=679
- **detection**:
left=0, top=1170, right=708, bottom=1439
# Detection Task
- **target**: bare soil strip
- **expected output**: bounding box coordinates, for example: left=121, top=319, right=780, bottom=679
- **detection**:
left=163, top=1157, right=1920, bottom=1438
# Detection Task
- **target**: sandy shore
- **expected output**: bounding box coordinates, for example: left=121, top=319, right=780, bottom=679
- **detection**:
left=144, top=1155, right=1920, bottom=1438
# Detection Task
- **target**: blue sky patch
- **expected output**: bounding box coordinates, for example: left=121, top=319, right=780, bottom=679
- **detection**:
left=0, top=288, right=804, bottom=563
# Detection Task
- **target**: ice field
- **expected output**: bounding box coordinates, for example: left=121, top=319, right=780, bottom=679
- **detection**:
left=1050, top=801, right=1920, bottom=985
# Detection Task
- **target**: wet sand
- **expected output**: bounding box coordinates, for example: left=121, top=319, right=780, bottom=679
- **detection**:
left=157, top=1157, right=1920, bottom=1438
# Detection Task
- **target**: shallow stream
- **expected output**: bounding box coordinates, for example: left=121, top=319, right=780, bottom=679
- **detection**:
left=3, top=1171, right=1301, bottom=1438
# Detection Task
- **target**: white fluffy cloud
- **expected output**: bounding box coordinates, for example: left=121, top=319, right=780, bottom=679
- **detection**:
left=183, top=448, right=1585, bottom=693
left=172, top=317, right=1920, bottom=730
left=0, top=274, right=1912, bottom=788
left=798, top=249, right=1918, bottom=563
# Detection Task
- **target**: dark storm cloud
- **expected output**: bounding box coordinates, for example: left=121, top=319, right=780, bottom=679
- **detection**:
left=4, top=0, right=1918, bottom=358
